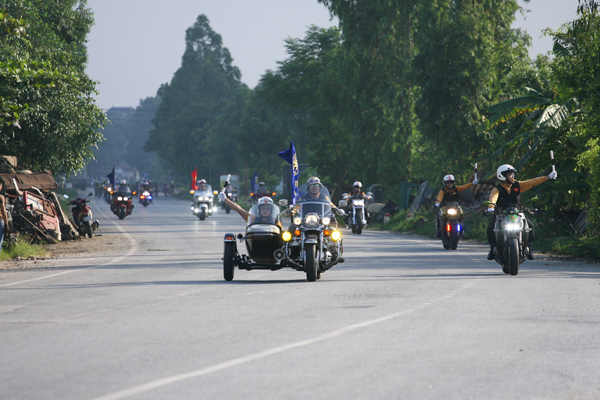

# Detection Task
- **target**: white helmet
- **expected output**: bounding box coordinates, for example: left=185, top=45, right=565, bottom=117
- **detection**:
left=443, top=174, right=455, bottom=184
left=353, top=181, right=362, bottom=188
left=306, top=177, right=322, bottom=188
left=496, top=164, right=517, bottom=181
left=120, top=180, right=127, bottom=185
left=258, top=197, right=274, bottom=205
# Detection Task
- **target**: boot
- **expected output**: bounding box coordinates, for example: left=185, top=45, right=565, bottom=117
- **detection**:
left=487, top=246, right=495, bottom=260
left=527, top=244, right=534, bottom=260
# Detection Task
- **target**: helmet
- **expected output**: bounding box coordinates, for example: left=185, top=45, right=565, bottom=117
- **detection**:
left=258, top=197, right=274, bottom=206
left=259, top=182, right=265, bottom=186
left=443, top=175, right=455, bottom=184
left=198, top=179, right=206, bottom=184
left=496, top=164, right=517, bottom=181
left=306, top=177, right=322, bottom=188
left=353, top=181, right=362, bottom=188
left=120, top=180, right=127, bottom=185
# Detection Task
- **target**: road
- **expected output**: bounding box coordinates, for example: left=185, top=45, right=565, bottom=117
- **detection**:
left=1, top=194, right=599, bottom=400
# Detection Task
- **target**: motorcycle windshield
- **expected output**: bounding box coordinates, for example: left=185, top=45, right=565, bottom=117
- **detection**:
left=193, top=186, right=213, bottom=200
left=247, top=203, right=281, bottom=226
left=297, top=184, right=332, bottom=218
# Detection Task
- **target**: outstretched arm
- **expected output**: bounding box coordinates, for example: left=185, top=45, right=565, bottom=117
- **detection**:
left=222, top=197, right=249, bottom=221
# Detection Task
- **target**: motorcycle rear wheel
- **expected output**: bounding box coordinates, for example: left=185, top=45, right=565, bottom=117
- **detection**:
left=509, top=238, right=519, bottom=276
left=305, top=244, right=318, bottom=282
left=223, top=242, right=235, bottom=281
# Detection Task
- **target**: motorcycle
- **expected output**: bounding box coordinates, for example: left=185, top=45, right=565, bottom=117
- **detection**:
left=140, top=190, right=153, bottom=207
left=439, top=201, right=464, bottom=250
left=339, top=192, right=372, bottom=234
left=190, top=185, right=215, bottom=220
left=112, top=191, right=134, bottom=220
left=66, top=192, right=99, bottom=238
left=285, top=184, right=345, bottom=281
left=484, top=201, right=533, bottom=276
left=222, top=191, right=344, bottom=282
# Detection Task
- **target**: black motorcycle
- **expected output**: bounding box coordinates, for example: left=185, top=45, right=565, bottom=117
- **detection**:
left=484, top=201, right=534, bottom=276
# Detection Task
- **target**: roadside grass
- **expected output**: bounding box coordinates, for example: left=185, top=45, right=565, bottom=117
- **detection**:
left=1, top=235, right=47, bottom=261
left=370, top=205, right=600, bottom=261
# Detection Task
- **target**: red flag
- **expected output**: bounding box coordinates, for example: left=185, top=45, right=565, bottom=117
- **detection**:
left=191, top=168, right=198, bottom=190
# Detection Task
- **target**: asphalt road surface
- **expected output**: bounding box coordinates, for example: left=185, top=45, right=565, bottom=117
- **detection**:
left=1, top=193, right=599, bottom=400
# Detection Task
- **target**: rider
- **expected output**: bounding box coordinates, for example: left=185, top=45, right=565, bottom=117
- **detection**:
left=197, top=179, right=208, bottom=191
left=219, top=192, right=282, bottom=228
left=486, top=164, right=557, bottom=260
left=300, top=177, right=334, bottom=205
left=434, top=174, right=478, bottom=238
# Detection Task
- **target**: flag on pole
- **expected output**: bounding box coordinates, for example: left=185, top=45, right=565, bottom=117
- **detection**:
left=107, top=167, right=115, bottom=188
left=191, top=168, right=198, bottom=190
left=252, top=170, right=259, bottom=194
left=278, top=141, right=299, bottom=204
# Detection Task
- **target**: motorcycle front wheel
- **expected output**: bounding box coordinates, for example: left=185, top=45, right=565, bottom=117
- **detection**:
left=119, top=208, right=126, bottom=220
left=508, top=238, right=519, bottom=276
left=450, top=229, right=459, bottom=250
left=86, top=221, right=94, bottom=238
left=305, top=243, right=318, bottom=282
left=199, top=209, right=206, bottom=220
left=223, top=242, right=235, bottom=281
left=356, top=215, right=363, bottom=235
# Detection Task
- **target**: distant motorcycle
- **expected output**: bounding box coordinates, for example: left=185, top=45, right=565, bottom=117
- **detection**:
left=340, top=193, right=372, bottom=234
left=67, top=192, right=99, bottom=238
left=439, top=201, right=464, bottom=250
left=140, top=190, right=153, bottom=207
left=113, top=192, right=134, bottom=220
left=190, top=185, right=215, bottom=220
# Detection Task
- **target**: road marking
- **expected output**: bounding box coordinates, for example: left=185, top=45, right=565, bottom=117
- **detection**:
left=0, top=206, right=138, bottom=288
left=89, top=280, right=478, bottom=400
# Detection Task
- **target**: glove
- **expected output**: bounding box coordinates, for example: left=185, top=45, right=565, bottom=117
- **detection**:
left=334, top=207, right=346, bottom=216
left=434, top=202, right=440, bottom=207
left=472, top=178, right=479, bottom=185
left=548, top=171, right=557, bottom=180
left=218, top=192, right=227, bottom=202
left=486, top=208, right=495, bottom=213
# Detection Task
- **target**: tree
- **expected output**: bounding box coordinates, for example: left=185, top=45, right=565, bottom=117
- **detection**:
left=0, top=1, right=106, bottom=173
left=145, top=15, right=243, bottom=180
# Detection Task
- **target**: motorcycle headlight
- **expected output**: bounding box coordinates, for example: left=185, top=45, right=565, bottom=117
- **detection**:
left=197, top=196, right=204, bottom=201
left=304, top=213, right=319, bottom=228
left=447, top=208, right=458, bottom=215
left=293, top=216, right=302, bottom=226
left=282, top=231, right=292, bottom=242
left=331, top=230, right=341, bottom=241
left=322, top=217, right=331, bottom=225
left=117, top=196, right=123, bottom=201
left=505, top=223, right=521, bottom=231
left=191, top=206, right=195, bottom=210
left=123, top=197, right=128, bottom=201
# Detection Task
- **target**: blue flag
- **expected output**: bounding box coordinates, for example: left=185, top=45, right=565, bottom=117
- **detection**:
left=252, top=170, right=259, bottom=194
left=107, top=167, right=115, bottom=188
left=278, top=141, right=299, bottom=205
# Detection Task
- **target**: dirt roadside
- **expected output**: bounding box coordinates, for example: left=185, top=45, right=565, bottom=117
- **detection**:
left=0, top=225, right=130, bottom=270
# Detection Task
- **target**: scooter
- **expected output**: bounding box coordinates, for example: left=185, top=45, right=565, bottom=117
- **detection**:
left=66, top=192, right=99, bottom=238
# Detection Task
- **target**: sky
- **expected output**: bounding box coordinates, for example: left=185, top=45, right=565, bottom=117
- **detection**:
left=85, top=0, right=580, bottom=111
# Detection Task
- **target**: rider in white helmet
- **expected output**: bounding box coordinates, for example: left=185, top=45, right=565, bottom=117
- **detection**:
left=434, top=174, right=478, bottom=238
left=485, top=164, right=557, bottom=260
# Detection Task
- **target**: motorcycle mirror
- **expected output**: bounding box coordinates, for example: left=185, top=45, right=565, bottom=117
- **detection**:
left=63, top=194, right=69, bottom=199
left=88, top=192, right=93, bottom=197
left=278, top=199, right=288, bottom=207
left=338, top=200, right=348, bottom=208
left=367, top=192, right=373, bottom=197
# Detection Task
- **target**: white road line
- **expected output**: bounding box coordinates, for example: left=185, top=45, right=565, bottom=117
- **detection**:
left=0, top=205, right=137, bottom=288
left=89, top=280, right=478, bottom=400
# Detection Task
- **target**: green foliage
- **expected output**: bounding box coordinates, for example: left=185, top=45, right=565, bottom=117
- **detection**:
left=0, top=234, right=47, bottom=261
left=0, top=1, right=106, bottom=173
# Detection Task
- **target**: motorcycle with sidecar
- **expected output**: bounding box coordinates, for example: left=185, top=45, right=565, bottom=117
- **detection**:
left=222, top=184, right=344, bottom=282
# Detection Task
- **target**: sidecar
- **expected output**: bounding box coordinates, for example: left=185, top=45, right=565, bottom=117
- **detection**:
left=222, top=200, right=287, bottom=281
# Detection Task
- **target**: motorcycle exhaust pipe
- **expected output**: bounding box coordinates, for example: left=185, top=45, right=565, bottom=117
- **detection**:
left=273, top=249, right=286, bottom=261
